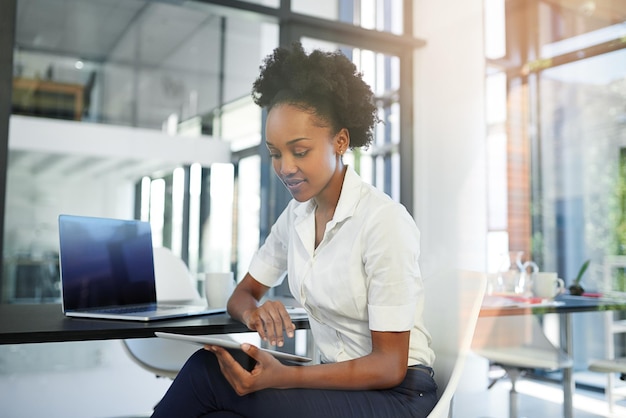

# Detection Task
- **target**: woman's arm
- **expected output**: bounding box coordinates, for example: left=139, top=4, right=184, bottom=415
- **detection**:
left=279, top=330, right=410, bottom=389
left=209, top=329, right=410, bottom=395
left=226, top=274, right=296, bottom=347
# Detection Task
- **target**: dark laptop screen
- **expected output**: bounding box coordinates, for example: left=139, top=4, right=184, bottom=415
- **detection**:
left=58, top=215, right=157, bottom=311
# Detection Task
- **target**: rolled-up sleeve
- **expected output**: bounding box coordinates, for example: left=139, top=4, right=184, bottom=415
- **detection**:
left=364, top=203, right=421, bottom=332
left=368, top=303, right=417, bottom=331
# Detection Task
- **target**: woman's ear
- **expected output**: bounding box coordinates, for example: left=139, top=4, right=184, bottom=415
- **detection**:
left=335, top=128, right=350, bottom=154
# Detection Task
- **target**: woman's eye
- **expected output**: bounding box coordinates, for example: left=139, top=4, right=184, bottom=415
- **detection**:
left=293, top=150, right=308, bottom=158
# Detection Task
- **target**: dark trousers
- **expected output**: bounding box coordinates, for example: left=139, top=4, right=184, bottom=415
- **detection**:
left=151, top=349, right=438, bottom=418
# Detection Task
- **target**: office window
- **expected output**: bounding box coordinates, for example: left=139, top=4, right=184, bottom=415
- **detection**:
left=235, top=155, right=262, bottom=282
left=301, top=38, right=403, bottom=201
left=292, top=0, right=403, bottom=35
left=485, top=69, right=509, bottom=273
left=535, top=49, right=626, bottom=276
left=484, top=0, right=506, bottom=60
left=488, top=0, right=626, bottom=373
left=496, top=1, right=626, bottom=283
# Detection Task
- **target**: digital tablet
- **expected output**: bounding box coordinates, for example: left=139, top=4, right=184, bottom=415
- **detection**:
left=155, top=332, right=312, bottom=363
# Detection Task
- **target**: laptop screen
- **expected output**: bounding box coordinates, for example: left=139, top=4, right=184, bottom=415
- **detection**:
left=58, top=215, right=157, bottom=311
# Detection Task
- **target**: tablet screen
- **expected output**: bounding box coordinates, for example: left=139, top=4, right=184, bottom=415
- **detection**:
left=154, top=332, right=312, bottom=363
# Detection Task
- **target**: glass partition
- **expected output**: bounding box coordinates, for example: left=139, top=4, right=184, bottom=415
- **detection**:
left=485, top=0, right=626, bottom=376
left=3, top=0, right=419, bottom=305
left=536, top=48, right=626, bottom=281
left=12, top=0, right=269, bottom=130
left=4, top=0, right=278, bottom=302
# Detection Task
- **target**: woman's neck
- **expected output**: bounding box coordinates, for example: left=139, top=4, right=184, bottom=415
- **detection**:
left=314, top=164, right=347, bottom=220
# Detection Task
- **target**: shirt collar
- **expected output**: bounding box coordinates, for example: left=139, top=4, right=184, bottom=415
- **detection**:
left=292, top=165, right=361, bottom=224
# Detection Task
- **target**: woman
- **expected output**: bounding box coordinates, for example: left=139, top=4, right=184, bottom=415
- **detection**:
left=151, top=42, right=437, bottom=418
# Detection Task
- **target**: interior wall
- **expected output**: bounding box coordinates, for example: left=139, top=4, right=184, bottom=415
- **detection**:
left=412, top=0, right=489, bottom=398
left=413, top=0, right=488, bottom=276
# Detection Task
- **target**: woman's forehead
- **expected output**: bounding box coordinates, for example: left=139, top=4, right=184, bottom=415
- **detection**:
left=267, top=105, right=327, bottom=132
left=265, top=107, right=335, bottom=146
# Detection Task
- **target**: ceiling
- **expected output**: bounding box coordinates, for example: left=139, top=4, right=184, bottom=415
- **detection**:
left=14, top=0, right=221, bottom=68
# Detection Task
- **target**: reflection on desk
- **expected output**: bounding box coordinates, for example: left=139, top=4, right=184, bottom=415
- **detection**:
left=480, top=294, right=626, bottom=317
left=481, top=294, right=565, bottom=310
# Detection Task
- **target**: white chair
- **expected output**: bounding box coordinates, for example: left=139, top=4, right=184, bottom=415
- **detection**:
left=588, top=358, right=626, bottom=414
left=472, top=314, right=573, bottom=418
left=122, top=246, right=203, bottom=379
left=424, top=270, right=487, bottom=418
left=587, top=255, right=626, bottom=414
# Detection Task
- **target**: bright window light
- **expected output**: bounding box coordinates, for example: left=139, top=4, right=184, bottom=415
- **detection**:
left=171, top=167, right=185, bottom=257
left=149, top=179, right=166, bottom=248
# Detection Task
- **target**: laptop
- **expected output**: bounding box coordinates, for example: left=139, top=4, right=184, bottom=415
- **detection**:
left=58, top=214, right=224, bottom=321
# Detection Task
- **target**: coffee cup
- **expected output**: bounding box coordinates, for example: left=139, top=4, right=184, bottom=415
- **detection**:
left=204, top=272, right=235, bottom=309
left=532, top=272, right=565, bottom=299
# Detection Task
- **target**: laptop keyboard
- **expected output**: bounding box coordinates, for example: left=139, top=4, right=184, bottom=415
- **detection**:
left=94, top=304, right=182, bottom=314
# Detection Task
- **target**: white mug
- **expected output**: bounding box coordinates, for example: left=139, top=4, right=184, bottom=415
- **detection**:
left=532, top=272, right=565, bottom=299
left=204, top=272, right=235, bottom=309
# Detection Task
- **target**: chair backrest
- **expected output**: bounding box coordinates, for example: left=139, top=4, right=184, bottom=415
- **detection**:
left=424, top=270, right=487, bottom=418
left=152, top=246, right=202, bottom=301
left=123, top=246, right=202, bottom=378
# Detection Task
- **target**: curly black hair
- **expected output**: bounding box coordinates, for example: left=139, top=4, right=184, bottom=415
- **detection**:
left=252, top=42, right=379, bottom=149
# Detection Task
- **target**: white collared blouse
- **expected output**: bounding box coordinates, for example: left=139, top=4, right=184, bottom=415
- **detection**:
left=248, top=167, right=434, bottom=367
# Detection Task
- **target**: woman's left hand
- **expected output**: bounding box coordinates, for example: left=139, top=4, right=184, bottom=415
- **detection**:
left=205, top=343, right=285, bottom=395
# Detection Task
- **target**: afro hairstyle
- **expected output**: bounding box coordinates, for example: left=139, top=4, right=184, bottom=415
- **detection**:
left=252, top=42, right=379, bottom=149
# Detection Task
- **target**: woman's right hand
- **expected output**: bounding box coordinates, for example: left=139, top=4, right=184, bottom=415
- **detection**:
left=242, top=300, right=295, bottom=347
left=207, top=342, right=289, bottom=395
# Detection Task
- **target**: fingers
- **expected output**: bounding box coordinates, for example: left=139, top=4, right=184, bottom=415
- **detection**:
left=205, top=345, right=254, bottom=395
left=205, top=345, right=242, bottom=370
left=247, top=301, right=296, bottom=347
left=206, top=343, right=281, bottom=395
left=240, top=343, right=268, bottom=364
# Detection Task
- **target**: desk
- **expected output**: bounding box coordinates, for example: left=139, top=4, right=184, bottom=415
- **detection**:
left=0, top=303, right=310, bottom=345
left=479, top=294, right=626, bottom=418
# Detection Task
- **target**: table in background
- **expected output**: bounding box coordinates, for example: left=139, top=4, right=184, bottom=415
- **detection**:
left=480, top=294, right=626, bottom=418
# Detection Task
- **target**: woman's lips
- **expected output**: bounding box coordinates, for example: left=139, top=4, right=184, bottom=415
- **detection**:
left=283, top=178, right=305, bottom=193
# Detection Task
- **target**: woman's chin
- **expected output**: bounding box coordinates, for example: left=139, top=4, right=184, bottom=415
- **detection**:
left=285, top=183, right=312, bottom=202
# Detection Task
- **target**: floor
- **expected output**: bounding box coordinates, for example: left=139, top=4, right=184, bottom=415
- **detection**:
left=0, top=340, right=172, bottom=418
left=105, top=374, right=626, bottom=418
left=2, top=341, right=626, bottom=418
left=454, top=368, right=626, bottom=418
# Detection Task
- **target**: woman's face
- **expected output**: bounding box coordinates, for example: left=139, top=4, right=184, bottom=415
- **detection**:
left=265, top=104, right=347, bottom=203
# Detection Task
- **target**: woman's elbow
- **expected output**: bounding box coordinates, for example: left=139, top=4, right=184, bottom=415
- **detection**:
left=390, top=365, right=408, bottom=387
left=375, top=364, right=407, bottom=389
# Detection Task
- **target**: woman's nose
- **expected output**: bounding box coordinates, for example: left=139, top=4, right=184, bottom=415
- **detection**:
left=279, top=156, right=297, bottom=175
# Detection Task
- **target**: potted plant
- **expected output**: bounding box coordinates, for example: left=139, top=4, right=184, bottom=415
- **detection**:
left=568, top=259, right=590, bottom=296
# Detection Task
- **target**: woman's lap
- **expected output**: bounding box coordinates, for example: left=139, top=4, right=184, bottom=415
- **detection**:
left=152, top=349, right=438, bottom=418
